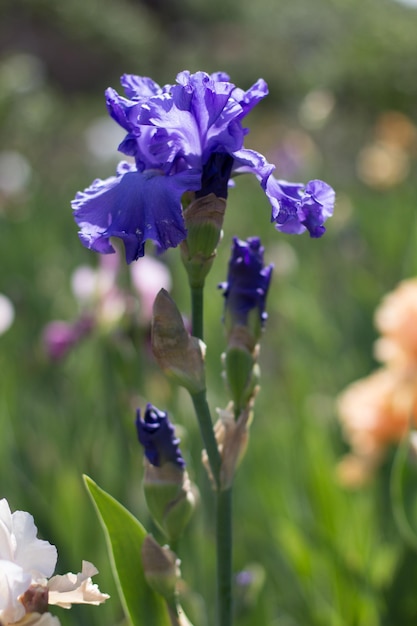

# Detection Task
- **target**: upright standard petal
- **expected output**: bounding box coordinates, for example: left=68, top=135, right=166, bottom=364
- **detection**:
left=0, top=499, right=57, bottom=581
left=73, top=163, right=201, bottom=263
left=11, top=511, right=57, bottom=580
left=119, top=74, right=165, bottom=100
left=230, top=77, right=269, bottom=119
left=106, top=70, right=269, bottom=177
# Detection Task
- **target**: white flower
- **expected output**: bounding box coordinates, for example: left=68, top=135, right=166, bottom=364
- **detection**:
left=0, top=499, right=109, bottom=626
left=0, top=499, right=57, bottom=624
left=0, top=294, right=14, bottom=336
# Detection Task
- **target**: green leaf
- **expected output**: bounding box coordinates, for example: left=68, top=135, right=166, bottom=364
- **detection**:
left=390, top=433, right=417, bottom=551
left=83, top=474, right=171, bottom=626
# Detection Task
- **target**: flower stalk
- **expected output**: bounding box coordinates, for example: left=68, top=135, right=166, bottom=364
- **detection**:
left=188, top=282, right=234, bottom=626
left=190, top=389, right=222, bottom=489
left=216, top=488, right=233, bottom=626
left=191, top=286, right=204, bottom=340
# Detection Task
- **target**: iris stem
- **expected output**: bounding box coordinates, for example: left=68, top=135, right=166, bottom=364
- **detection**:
left=189, top=283, right=233, bottom=626
left=190, top=284, right=221, bottom=485
left=191, top=285, right=204, bottom=339
left=217, top=487, right=233, bottom=626
left=190, top=393, right=234, bottom=626
left=190, top=390, right=221, bottom=488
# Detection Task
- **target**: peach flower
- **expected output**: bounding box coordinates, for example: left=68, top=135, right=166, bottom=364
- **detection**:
left=374, top=278, right=417, bottom=367
left=337, top=367, right=417, bottom=486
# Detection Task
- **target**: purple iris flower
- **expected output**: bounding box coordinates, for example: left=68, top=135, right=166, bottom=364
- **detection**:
left=136, top=403, right=185, bottom=469
left=72, top=70, right=335, bottom=263
left=220, top=237, right=273, bottom=329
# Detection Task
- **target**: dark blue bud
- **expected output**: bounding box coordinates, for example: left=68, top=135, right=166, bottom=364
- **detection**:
left=220, top=236, right=273, bottom=331
left=136, top=404, right=185, bottom=469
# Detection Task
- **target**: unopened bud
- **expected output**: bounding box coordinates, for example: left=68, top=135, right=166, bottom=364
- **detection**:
left=143, top=462, right=197, bottom=542
left=152, top=289, right=206, bottom=394
left=204, top=401, right=256, bottom=489
left=224, top=347, right=257, bottom=416
left=219, top=237, right=273, bottom=348
left=142, top=536, right=195, bottom=626
left=180, top=194, right=226, bottom=288
left=141, top=535, right=179, bottom=603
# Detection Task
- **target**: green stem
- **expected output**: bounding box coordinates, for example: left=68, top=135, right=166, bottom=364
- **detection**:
left=191, top=285, right=204, bottom=340
left=189, top=280, right=233, bottom=626
left=217, top=487, right=233, bottom=626
left=190, top=282, right=221, bottom=485
left=191, top=389, right=234, bottom=626
left=190, top=390, right=221, bottom=488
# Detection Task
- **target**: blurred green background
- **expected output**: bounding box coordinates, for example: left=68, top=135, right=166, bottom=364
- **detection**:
left=2, top=0, right=417, bottom=624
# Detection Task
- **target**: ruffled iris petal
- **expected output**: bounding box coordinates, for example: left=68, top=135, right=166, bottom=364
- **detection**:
left=266, top=176, right=335, bottom=237
left=105, top=88, right=140, bottom=134
left=73, top=163, right=201, bottom=263
left=231, top=78, right=269, bottom=118
left=304, top=179, right=336, bottom=222
left=232, top=147, right=275, bottom=184
left=120, top=74, right=164, bottom=100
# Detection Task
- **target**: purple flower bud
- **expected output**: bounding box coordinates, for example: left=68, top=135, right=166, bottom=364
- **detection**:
left=220, top=237, right=273, bottom=333
left=136, top=404, right=185, bottom=469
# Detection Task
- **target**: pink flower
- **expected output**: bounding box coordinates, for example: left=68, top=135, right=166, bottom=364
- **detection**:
left=129, top=255, right=172, bottom=323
